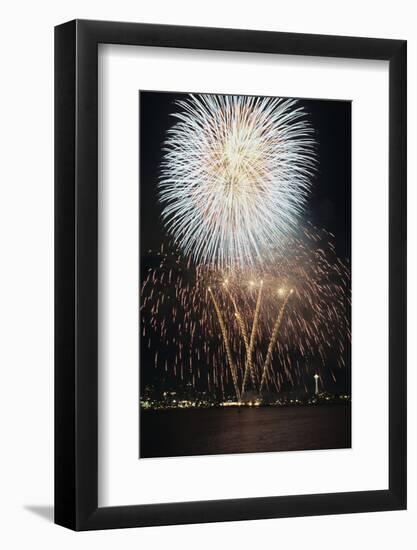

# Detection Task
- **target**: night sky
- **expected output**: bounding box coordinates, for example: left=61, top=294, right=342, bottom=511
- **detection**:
left=139, top=91, right=351, bottom=396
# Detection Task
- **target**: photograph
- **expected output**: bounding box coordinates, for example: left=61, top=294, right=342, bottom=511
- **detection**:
left=139, top=90, right=352, bottom=459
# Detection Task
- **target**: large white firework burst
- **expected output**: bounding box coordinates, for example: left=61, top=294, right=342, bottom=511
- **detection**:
left=159, top=94, right=317, bottom=269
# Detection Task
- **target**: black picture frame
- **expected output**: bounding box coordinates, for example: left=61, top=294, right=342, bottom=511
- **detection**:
left=55, top=19, right=407, bottom=531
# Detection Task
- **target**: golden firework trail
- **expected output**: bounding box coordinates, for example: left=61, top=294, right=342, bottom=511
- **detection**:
left=260, top=288, right=293, bottom=392
left=223, top=282, right=251, bottom=359
left=241, top=280, right=263, bottom=397
left=208, top=287, right=241, bottom=401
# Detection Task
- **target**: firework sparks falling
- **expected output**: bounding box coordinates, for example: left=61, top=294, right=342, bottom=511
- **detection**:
left=159, top=94, right=317, bottom=269
left=140, top=225, right=350, bottom=400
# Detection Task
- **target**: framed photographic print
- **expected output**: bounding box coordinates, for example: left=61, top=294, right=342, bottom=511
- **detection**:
left=55, top=20, right=406, bottom=530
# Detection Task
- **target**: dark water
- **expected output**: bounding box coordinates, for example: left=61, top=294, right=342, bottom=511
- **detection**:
left=140, top=403, right=351, bottom=458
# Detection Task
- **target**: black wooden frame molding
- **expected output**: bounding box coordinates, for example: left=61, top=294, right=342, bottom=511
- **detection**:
left=55, top=19, right=407, bottom=530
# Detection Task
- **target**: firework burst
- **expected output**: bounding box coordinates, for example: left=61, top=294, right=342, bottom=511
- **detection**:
left=159, top=94, right=317, bottom=270
left=140, top=225, right=350, bottom=400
